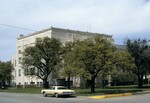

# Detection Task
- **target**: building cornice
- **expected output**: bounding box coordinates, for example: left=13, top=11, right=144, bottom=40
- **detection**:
left=51, top=27, right=112, bottom=38
left=17, top=26, right=113, bottom=40
left=17, top=28, right=51, bottom=40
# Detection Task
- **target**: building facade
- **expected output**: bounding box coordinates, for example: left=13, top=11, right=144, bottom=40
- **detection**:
left=11, top=27, right=114, bottom=87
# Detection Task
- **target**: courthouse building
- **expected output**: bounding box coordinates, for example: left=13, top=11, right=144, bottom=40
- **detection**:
left=11, top=27, right=114, bottom=87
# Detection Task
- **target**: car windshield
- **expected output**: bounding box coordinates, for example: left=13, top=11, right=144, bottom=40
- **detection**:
left=57, top=87, right=67, bottom=90
left=49, top=87, right=55, bottom=90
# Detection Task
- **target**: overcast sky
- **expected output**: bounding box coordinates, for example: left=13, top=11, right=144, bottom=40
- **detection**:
left=0, top=0, right=150, bottom=61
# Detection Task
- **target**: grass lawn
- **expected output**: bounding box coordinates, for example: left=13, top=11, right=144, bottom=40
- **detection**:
left=0, top=87, right=42, bottom=94
left=0, top=85, right=150, bottom=96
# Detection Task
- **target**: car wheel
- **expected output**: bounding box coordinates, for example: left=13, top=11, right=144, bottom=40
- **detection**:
left=55, top=93, right=59, bottom=98
left=43, top=92, right=47, bottom=97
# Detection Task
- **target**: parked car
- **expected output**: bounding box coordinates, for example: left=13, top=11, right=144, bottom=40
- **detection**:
left=41, top=86, right=75, bottom=97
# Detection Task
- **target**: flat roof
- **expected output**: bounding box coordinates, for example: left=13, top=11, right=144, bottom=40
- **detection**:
left=18, top=26, right=113, bottom=40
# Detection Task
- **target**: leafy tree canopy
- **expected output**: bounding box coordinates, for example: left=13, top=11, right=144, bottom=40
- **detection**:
left=65, top=35, right=135, bottom=92
left=22, top=37, right=62, bottom=88
left=0, top=61, right=13, bottom=88
left=126, top=39, right=150, bottom=88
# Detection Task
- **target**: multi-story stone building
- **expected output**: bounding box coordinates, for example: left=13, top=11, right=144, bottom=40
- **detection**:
left=11, top=27, right=114, bottom=87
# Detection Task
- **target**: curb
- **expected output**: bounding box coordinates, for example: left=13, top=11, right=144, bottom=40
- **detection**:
left=88, top=93, right=133, bottom=99
left=133, top=91, right=150, bottom=95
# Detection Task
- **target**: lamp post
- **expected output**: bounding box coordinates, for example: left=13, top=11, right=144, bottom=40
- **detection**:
left=114, top=74, right=117, bottom=89
left=148, top=80, right=149, bottom=86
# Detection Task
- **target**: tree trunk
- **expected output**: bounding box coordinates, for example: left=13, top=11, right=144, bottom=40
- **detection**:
left=2, top=80, right=6, bottom=89
left=91, top=76, right=95, bottom=93
left=102, top=79, right=105, bottom=89
left=138, top=75, right=143, bottom=88
left=67, top=76, right=70, bottom=89
left=43, top=79, right=49, bottom=88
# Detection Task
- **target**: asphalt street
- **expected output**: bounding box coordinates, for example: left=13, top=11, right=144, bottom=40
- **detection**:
left=0, top=92, right=150, bottom=103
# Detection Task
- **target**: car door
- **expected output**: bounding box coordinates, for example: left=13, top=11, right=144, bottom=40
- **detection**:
left=50, top=87, right=56, bottom=95
left=47, top=87, right=55, bottom=95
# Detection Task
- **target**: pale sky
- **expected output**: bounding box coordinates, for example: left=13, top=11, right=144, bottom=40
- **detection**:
left=0, top=0, right=150, bottom=61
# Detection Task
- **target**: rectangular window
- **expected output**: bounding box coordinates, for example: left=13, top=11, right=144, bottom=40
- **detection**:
left=19, top=58, right=21, bottom=63
left=25, top=82, right=28, bottom=85
left=18, top=50, right=22, bottom=54
left=19, top=69, right=21, bottom=76
left=40, top=82, right=42, bottom=87
left=37, top=82, right=39, bottom=87
left=15, top=70, right=16, bottom=77
left=30, top=82, right=35, bottom=84
left=24, top=69, right=29, bottom=76
left=30, top=68, right=35, bottom=75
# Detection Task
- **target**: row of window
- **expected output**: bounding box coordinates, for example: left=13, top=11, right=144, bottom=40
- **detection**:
left=14, top=69, right=21, bottom=77
left=15, top=68, right=38, bottom=77
left=18, top=82, right=42, bottom=85
left=17, top=43, right=35, bottom=55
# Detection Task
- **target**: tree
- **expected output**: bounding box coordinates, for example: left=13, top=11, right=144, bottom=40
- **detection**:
left=22, top=37, right=62, bottom=88
left=61, top=42, right=80, bottom=88
left=60, top=35, right=135, bottom=92
left=126, top=39, right=150, bottom=88
left=71, top=35, right=117, bottom=92
left=0, top=61, right=13, bottom=88
left=113, top=50, right=135, bottom=73
left=112, top=72, right=137, bottom=86
left=72, top=35, right=135, bottom=92
left=99, top=48, right=135, bottom=88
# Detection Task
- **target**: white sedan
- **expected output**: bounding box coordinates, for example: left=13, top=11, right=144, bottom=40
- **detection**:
left=41, top=86, right=75, bottom=97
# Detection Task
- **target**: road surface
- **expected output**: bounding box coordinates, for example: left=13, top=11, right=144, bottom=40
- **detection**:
left=0, top=92, right=150, bottom=103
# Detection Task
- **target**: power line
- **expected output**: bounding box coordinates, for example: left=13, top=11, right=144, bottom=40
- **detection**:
left=0, top=23, right=36, bottom=31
